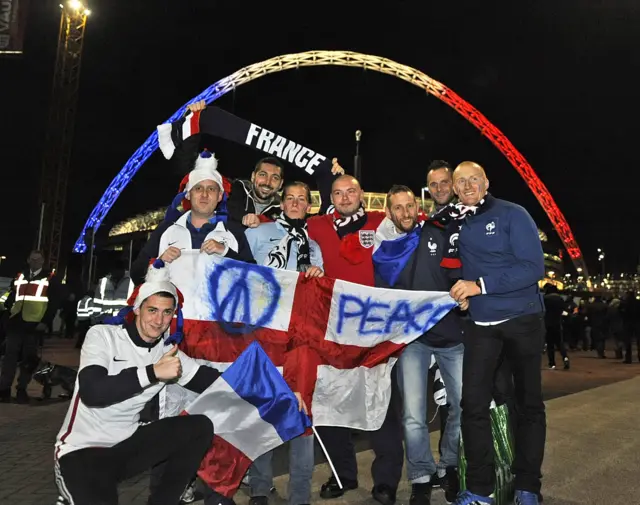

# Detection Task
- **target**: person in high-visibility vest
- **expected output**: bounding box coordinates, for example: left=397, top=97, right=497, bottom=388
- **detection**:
left=0, top=250, right=62, bottom=404
left=91, top=260, right=134, bottom=323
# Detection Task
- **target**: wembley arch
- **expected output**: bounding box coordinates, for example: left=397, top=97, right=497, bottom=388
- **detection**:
left=74, top=50, right=586, bottom=273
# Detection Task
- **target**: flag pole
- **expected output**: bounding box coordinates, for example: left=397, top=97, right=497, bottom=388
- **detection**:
left=312, top=425, right=343, bottom=490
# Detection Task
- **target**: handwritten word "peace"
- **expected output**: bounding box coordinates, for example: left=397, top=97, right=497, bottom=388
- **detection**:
left=336, top=295, right=449, bottom=336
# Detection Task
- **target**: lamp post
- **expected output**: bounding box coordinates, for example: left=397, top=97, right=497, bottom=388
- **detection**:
left=597, top=248, right=605, bottom=277
left=0, top=256, right=6, bottom=266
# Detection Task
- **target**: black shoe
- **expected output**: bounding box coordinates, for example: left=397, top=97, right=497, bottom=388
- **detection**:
left=319, top=476, right=357, bottom=499
left=0, top=389, right=10, bottom=403
left=563, top=357, right=570, bottom=370
left=443, top=467, right=459, bottom=504
left=248, top=497, right=269, bottom=505
left=203, top=489, right=236, bottom=505
left=16, top=389, right=29, bottom=404
left=372, top=484, right=397, bottom=505
left=409, top=483, right=432, bottom=505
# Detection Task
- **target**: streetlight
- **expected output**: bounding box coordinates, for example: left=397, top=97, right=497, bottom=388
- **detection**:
left=597, top=248, right=606, bottom=277
left=0, top=255, right=5, bottom=266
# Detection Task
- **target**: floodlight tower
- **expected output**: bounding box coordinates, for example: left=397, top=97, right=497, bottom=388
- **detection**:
left=37, top=1, right=90, bottom=269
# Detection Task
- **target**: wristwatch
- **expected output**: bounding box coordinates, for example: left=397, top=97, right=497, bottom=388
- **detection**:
left=475, top=279, right=482, bottom=289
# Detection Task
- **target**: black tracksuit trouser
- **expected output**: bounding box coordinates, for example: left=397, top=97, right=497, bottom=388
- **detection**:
left=55, top=415, right=213, bottom=505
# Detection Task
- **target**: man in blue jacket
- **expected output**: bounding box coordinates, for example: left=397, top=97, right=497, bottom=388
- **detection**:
left=447, top=162, right=546, bottom=505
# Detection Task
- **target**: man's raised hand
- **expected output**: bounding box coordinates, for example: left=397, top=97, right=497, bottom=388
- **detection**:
left=153, top=345, right=182, bottom=381
left=187, top=100, right=207, bottom=113
left=331, top=158, right=345, bottom=176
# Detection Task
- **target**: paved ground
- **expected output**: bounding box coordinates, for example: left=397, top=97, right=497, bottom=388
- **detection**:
left=1, top=338, right=639, bottom=505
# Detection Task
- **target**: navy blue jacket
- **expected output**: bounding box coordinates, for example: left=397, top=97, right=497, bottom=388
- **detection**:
left=458, top=195, right=545, bottom=322
left=375, top=222, right=464, bottom=348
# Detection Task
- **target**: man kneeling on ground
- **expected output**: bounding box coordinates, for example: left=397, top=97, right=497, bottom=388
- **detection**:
left=54, top=279, right=221, bottom=505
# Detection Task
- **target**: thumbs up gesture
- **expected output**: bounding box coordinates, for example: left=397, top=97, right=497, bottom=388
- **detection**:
left=153, top=344, right=182, bottom=381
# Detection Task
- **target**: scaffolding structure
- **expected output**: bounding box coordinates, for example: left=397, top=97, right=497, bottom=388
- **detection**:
left=37, top=2, right=89, bottom=269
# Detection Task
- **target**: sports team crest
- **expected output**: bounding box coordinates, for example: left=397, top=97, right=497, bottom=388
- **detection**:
left=359, top=230, right=375, bottom=248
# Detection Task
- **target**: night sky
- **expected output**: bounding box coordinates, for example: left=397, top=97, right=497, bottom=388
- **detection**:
left=1, top=0, right=638, bottom=277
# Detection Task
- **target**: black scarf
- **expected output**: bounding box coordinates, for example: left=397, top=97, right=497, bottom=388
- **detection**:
left=331, top=204, right=367, bottom=239
left=432, top=194, right=492, bottom=268
left=265, top=212, right=311, bottom=272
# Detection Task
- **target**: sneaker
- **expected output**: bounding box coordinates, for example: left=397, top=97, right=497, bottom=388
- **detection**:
left=547, top=365, right=556, bottom=370
left=442, top=467, right=459, bottom=504
left=563, top=357, right=570, bottom=370
left=16, top=389, right=30, bottom=404
left=409, top=483, right=432, bottom=505
left=514, top=490, right=539, bottom=505
left=372, top=484, right=397, bottom=505
left=319, top=476, right=357, bottom=499
left=451, top=490, right=494, bottom=505
left=180, top=480, right=197, bottom=503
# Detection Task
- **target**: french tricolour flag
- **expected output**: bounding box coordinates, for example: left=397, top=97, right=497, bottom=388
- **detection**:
left=184, top=340, right=311, bottom=497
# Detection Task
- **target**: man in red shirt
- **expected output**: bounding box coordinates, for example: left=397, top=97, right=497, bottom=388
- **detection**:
left=307, top=175, right=404, bottom=505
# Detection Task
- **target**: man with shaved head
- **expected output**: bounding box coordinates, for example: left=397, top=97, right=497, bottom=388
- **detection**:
left=444, top=161, right=546, bottom=505
left=307, top=174, right=404, bottom=505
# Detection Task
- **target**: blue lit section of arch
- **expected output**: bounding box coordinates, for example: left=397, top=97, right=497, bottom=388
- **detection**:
left=72, top=76, right=235, bottom=252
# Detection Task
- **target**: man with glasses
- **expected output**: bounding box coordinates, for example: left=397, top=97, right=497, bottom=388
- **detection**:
left=447, top=162, right=546, bottom=505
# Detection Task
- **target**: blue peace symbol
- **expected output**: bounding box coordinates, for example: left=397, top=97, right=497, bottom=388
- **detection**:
left=209, top=263, right=281, bottom=334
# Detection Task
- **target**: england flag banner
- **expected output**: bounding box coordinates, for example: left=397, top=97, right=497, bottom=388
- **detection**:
left=157, top=250, right=456, bottom=429
left=152, top=251, right=456, bottom=494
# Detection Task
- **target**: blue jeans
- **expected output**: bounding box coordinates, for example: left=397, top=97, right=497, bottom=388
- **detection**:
left=249, top=434, right=314, bottom=505
left=397, top=341, right=463, bottom=483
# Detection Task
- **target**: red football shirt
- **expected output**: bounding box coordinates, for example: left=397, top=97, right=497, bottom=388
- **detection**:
left=307, top=212, right=385, bottom=287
